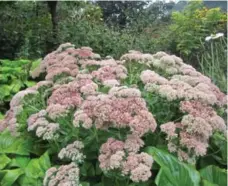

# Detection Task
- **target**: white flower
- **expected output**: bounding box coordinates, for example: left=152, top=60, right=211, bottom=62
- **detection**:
left=205, top=33, right=224, bottom=41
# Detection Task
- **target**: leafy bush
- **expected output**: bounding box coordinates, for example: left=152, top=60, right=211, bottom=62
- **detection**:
left=0, top=44, right=226, bottom=186
left=0, top=59, right=40, bottom=114
left=168, top=0, right=227, bottom=61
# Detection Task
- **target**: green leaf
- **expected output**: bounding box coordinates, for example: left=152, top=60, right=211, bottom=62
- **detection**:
left=0, top=130, right=32, bottom=155
left=18, top=175, right=42, bottom=186
left=211, top=133, right=227, bottom=164
left=146, top=147, right=200, bottom=186
left=9, top=156, right=30, bottom=169
left=25, top=81, right=36, bottom=87
left=202, top=179, right=217, bottom=186
left=81, top=162, right=95, bottom=177
left=0, top=168, right=24, bottom=186
left=24, top=152, right=51, bottom=179
left=0, top=154, right=11, bottom=170
left=81, top=182, right=90, bottom=186
left=200, top=165, right=227, bottom=186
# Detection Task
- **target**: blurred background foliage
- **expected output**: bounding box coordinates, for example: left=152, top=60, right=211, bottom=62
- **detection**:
left=0, top=0, right=227, bottom=93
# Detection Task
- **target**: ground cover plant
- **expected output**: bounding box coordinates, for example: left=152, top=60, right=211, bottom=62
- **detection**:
left=0, top=43, right=227, bottom=186
left=0, top=59, right=40, bottom=117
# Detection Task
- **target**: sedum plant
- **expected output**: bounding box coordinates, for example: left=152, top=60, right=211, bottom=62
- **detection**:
left=0, top=43, right=227, bottom=186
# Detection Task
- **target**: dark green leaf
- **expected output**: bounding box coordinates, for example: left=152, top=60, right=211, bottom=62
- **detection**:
left=200, top=165, right=227, bottom=186
left=146, top=147, right=200, bottom=186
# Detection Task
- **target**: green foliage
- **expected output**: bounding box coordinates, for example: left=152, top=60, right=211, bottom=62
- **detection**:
left=169, top=0, right=227, bottom=61
left=146, top=147, right=201, bottom=186
left=0, top=130, right=51, bottom=186
left=0, top=59, right=39, bottom=114
left=200, top=165, right=227, bottom=186
left=198, top=37, right=227, bottom=92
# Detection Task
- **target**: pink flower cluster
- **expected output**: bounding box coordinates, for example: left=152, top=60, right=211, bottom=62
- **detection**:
left=79, top=58, right=119, bottom=68
left=47, top=74, right=98, bottom=110
left=43, top=163, right=80, bottom=186
left=58, top=140, right=85, bottom=163
left=143, top=71, right=226, bottom=105
left=120, top=50, right=154, bottom=66
left=27, top=110, right=60, bottom=140
left=33, top=43, right=100, bottom=81
left=91, top=65, right=127, bottom=82
left=74, top=86, right=157, bottom=137
left=98, top=137, right=153, bottom=182
left=161, top=100, right=226, bottom=161
left=0, top=89, right=38, bottom=134
left=140, top=70, right=168, bottom=85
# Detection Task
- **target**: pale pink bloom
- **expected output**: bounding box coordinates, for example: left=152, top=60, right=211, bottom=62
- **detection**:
left=73, top=110, right=93, bottom=129
left=181, top=115, right=212, bottom=139
left=124, top=134, right=144, bottom=153
left=45, top=67, right=71, bottom=80
left=208, top=115, right=226, bottom=132
left=168, top=142, right=177, bottom=152
left=48, top=84, right=82, bottom=108
left=140, top=70, right=168, bottom=85
left=103, top=79, right=120, bottom=87
left=130, top=164, right=152, bottom=182
left=152, top=51, right=168, bottom=59
left=109, top=151, right=125, bottom=169
left=160, top=122, right=177, bottom=139
left=160, top=55, right=175, bottom=66
left=109, top=86, right=141, bottom=98
left=58, top=141, right=85, bottom=163
left=46, top=104, right=69, bottom=120
left=80, top=82, right=98, bottom=96
left=177, top=149, right=189, bottom=161
left=43, top=163, right=80, bottom=186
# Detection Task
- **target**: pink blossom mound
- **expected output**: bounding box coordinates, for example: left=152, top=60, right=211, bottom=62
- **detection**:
left=142, top=71, right=226, bottom=106
left=161, top=100, right=226, bottom=161
left=1, top=43, right=227, bottom=183
left=33, top=43, right=100, bottom=81
left=74, top=86, right=157, bottom=137
left=98, top=137, right=153, bottom=182
left=27, top=110, right=60, bottom=140
left=92, top=65, right=127, bottom=82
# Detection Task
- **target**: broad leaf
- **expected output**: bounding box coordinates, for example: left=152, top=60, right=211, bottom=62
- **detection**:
left=0, top=154, right=11, bottom=170
left=9, top=156, right=30, bottom=169
left=146, top=147, right=200, bottom=186
left=18, top=175, right=42, bottom=186
left=25, top=152, right=51, bottom=179
left=0, top=130, right=32, bottom=155
left=0, top=168, right=24, bottom=186
left=200, top=165, right=227, bottom=186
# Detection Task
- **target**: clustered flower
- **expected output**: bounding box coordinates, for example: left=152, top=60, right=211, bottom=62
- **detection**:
left=58, top=141, right=85, bottom=163
left=43, top=163, right=81, bottom=186
left=27, top=110, right=60, bottom=140
left=0, top=89, right=38, bottom=134
left=92, top=65, right=127, bottom=82
left=74, top=86, right=157, bottom=137
left=160, top=100, right=226, bottom=161
left=98, top=137, right=153, bottom=182
left=142, top=71, right=225, bottom=105
left=1, top=44, right=227, bottom=184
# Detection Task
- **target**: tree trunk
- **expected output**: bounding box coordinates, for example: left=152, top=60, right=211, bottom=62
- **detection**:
left=46, top=1, right=58, bottom=54
left=47, top=1, right=58, bottom=39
